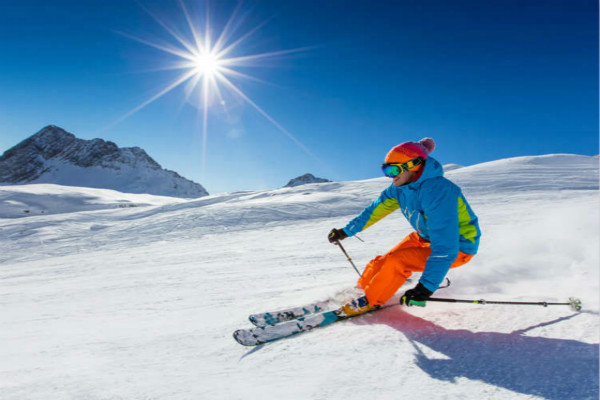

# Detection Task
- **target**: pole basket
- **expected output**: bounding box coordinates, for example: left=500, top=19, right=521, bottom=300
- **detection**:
left=569, top=297, right=583, bottom=312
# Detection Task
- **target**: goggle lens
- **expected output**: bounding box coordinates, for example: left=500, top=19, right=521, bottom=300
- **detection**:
left=381, top=157, right=424, bottom=178
left=382, top=164, right=403, bottom=177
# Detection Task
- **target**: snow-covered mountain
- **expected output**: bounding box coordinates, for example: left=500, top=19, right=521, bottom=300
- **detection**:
left=0, top=154, right=598, bottom=399
left=284, top=173, right=331, bottom=187
left=443, top=163, right=464, bottom=171
left=0, top=125, right=208, bottom=198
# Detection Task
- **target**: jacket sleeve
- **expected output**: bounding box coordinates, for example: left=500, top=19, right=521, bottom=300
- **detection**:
left=343, top=186, right=399, bottom=236
left=419, top=178, right=460, bottom=292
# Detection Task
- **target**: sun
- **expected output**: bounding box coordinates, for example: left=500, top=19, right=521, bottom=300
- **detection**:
left=192, top=51, right=221, bottom=77
left=114, top=1, right=320, bottom=172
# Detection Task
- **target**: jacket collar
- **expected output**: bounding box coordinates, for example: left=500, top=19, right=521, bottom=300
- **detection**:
left=399, top=156, right=444, bottom=190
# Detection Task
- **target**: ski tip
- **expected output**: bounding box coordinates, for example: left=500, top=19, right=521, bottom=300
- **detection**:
left=248, top=315, right=260, bottom=327
left=233, top=329, right=262, bottom=346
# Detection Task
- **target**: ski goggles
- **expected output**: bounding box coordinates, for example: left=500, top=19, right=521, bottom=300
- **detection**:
left=381, top=157, right=424, bottom=178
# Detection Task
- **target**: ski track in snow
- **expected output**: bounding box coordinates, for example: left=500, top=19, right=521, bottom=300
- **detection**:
left=0, top=154, right=598, bottom=399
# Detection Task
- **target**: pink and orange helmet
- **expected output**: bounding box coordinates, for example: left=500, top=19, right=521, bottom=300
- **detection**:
left=384, top=138, right=435, bottom=172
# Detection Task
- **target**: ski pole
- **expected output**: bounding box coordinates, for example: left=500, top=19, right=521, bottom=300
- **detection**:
left=425, top=297, right=582, bottom=312
left=334, top=240, right=362, bottom=277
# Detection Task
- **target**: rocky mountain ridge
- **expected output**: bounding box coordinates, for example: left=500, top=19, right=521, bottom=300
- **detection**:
left=0, top=126, right=208, bottom=198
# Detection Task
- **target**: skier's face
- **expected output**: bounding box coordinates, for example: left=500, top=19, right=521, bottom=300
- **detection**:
left=392, top=171, right=416, bottom=186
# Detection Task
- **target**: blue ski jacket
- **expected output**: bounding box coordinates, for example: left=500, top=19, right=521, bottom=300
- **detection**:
left=342, top=156, right=481, bottom=292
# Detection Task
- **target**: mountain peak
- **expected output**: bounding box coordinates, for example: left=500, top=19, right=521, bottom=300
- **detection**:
left=0, top=126, right=208, bottom=198
left=285, top=173, right=331, bottom=188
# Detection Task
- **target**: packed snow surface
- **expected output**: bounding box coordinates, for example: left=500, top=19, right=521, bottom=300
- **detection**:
left=0, top=154, right=598, bottom=399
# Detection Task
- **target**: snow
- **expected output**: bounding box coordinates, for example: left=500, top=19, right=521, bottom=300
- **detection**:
left=0, top=154, right=598, bottom=399
left=26, top=158, right=208, bottom=198
left=0, top=184, right=186, bottom=219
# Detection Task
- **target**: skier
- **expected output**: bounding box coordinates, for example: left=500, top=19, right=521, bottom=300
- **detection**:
left=328, top=138, right=481, bottom=315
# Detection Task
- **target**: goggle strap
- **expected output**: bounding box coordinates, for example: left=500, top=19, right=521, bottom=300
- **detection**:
left=404, top=157, right=424, bottom=171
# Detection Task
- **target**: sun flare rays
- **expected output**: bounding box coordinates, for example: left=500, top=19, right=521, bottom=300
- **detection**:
left=114, top=1, right=319, bottom=172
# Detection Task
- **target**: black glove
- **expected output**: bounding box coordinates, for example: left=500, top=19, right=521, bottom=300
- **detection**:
left=401, top=283, right=433, bottom=307
left=328, top=228, right=348, bottom=243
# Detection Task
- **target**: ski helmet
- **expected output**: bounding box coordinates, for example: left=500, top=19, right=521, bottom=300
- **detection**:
left=384, top=138, right=435, bottom=171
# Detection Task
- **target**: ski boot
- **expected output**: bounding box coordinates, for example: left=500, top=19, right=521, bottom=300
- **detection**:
left=340, top=295, right=375, bottom=316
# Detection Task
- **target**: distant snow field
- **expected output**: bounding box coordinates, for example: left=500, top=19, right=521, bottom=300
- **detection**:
left=0, top=154, right=598, bottom=399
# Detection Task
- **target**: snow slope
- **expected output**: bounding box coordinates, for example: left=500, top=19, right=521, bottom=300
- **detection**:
left=0, top=154, right=598, bottom=399
left=0, top=184, right=186, bottom=219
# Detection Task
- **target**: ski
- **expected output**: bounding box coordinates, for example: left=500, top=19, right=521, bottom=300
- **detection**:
left=248, top=281, right=414, bottom=327
left=235, top=300, right=383, bottom=346
left=235, top=309, right=344, bottom=346
left=248, top=301, right=328, bottom=327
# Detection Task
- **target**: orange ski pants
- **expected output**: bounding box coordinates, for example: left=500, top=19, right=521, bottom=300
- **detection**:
left=357, top=232, right=474, bottom=306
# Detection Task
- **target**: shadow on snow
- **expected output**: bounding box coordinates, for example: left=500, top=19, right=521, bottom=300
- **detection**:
left=356, top=308, right=599, bottom=400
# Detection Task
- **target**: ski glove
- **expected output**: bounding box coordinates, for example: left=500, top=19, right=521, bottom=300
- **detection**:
left=328, top=228, right=348, bottom=243
left=401, top=283, right=433, bottom=307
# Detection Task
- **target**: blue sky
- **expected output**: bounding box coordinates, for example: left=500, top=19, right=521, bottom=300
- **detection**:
left=1, top=0, right=597, bottom=194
